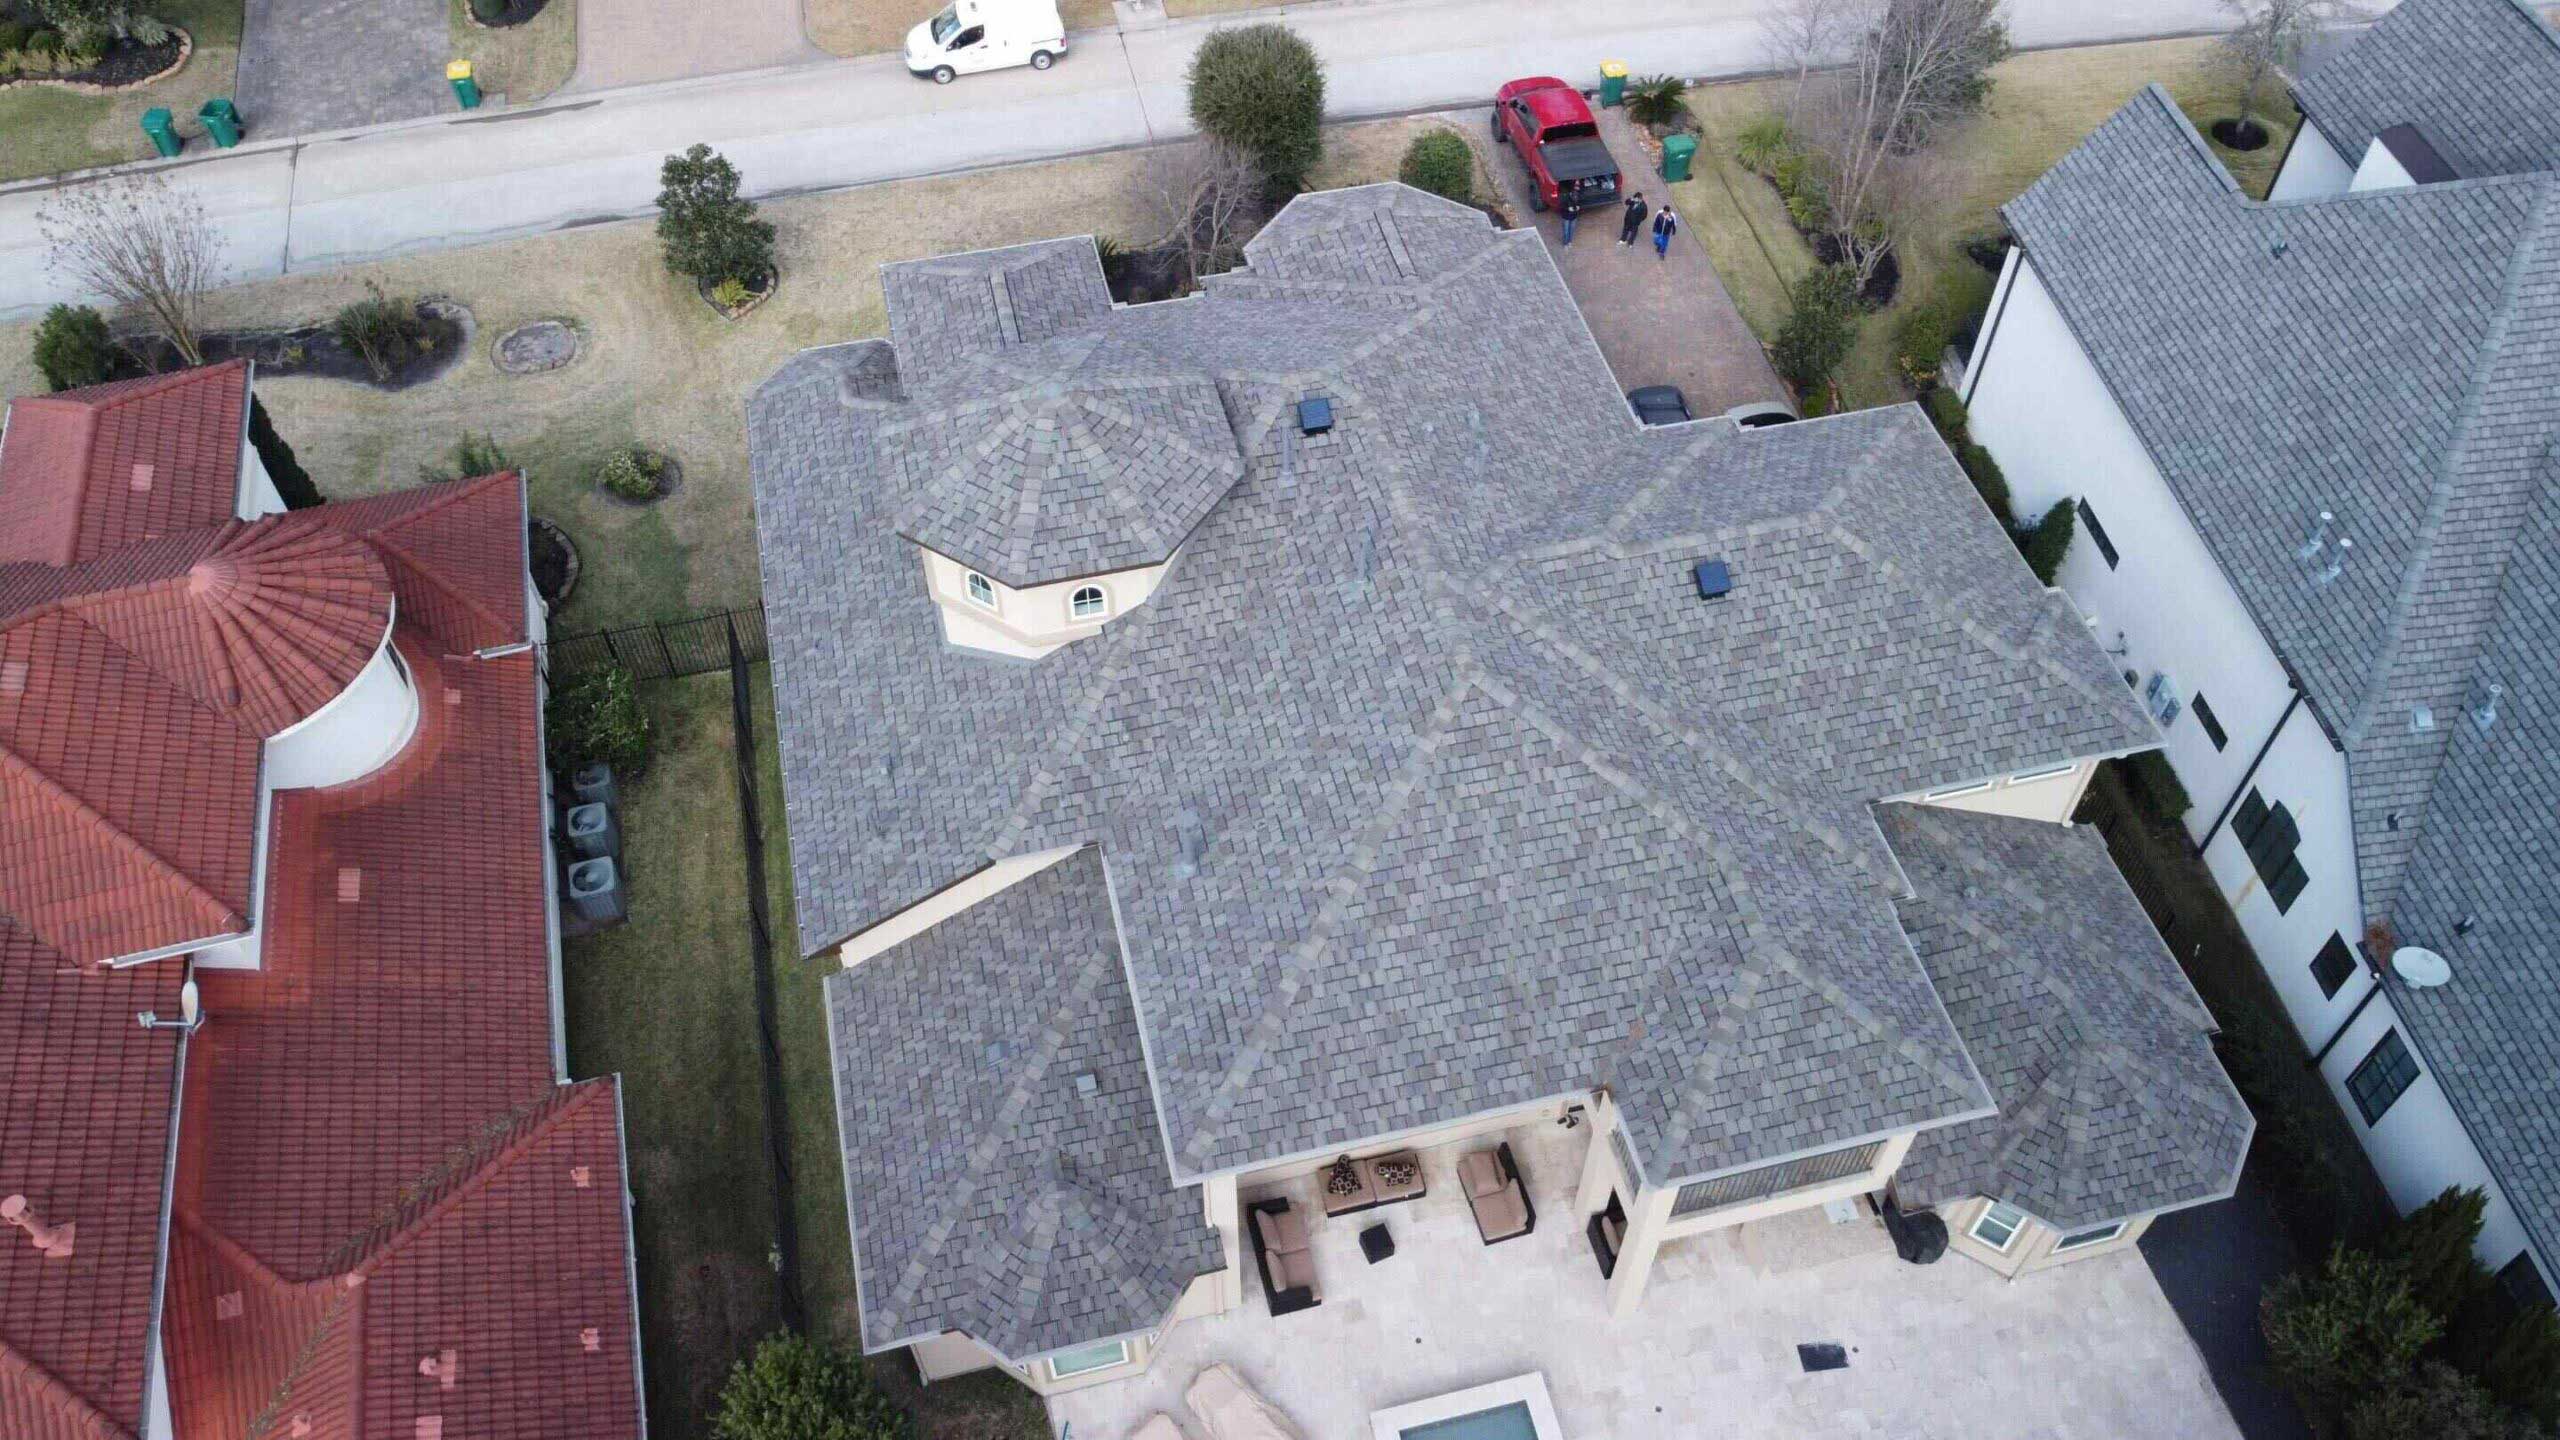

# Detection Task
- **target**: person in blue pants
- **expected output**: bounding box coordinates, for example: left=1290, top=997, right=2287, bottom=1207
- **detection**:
left=1651, top=205, right=1681, bottom=259
left=1559, top=193, right=1581, bottom=246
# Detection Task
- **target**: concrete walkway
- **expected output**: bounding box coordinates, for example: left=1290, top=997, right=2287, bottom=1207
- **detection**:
left=563, top=0, right=827, bottom=92
left=0, top=0, right=2248, bottom=320
left=235, top=0, right=451, bottom=136
left=1486, top=103, right=1787, bottom=415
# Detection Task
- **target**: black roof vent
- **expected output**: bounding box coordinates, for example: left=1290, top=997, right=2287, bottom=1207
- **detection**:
left=1296, top=396, right=1334, bottom=436
left=1694, top=559, right=1732, bottom=600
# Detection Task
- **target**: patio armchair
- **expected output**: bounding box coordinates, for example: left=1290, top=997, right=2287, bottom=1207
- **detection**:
left=1459, top=1141, right=1537, bottom=1244
left=1186, top=1363, right=1306, bottom=1440
left=1247, top=1197, right=1321, bottom=1315
left=1130, top=1417, right=1191, bottom=1440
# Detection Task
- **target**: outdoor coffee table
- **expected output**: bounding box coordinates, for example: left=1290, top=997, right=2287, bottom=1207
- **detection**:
left=1361, top=1223, right=1395, bottom=1263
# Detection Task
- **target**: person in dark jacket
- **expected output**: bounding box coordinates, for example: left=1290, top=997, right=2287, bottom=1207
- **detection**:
left=1559, top=193, right=1581, bottom=246
left=1619, top=191, right=1649, bottom=245
left=1651, top=205, right=1681, bottom=260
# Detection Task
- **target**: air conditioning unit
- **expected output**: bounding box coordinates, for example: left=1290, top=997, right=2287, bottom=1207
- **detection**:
left=2142, top=671, right=2183, bottom=727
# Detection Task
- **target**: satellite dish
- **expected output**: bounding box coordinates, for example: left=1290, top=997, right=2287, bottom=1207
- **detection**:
left=2392, top=946, right=2452, bottom=989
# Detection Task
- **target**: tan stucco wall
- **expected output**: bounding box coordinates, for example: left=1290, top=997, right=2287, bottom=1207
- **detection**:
left=921, top=548, right=1172, bottom=658
left=836, top=845, right=1082, bottom=967
left=1904, top=760, right=2095, bottom=823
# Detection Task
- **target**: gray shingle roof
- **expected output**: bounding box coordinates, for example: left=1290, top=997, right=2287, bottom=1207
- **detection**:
left=2005, top=86, right=2560, bottom=915
left=1881, top=805, right=2254, bottom=1230
left=754, top=187, right=2161, bottom=1205
left=2293, top=0, right=2560, bottom=180
left=825, top=847, right=1223, bottom=1361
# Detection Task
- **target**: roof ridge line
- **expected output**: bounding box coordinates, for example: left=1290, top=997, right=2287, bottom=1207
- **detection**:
left=1641, top=947, right=1775, bottom=1167
left=320, top=1083, right=602, bottom=1280
left=1757, top=940, right=1990, bottom=1108
left=0, top=729, right=245, bottom=944
left=0, top=1333, right=130, bottom=1439
left=362, top=527, right=516, bottom=653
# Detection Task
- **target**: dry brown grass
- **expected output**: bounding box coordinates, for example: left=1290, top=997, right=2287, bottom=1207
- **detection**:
left=0, top=0, right=242, bottom=182
left=449, top=0, right=578, bottom=107
left=803, top=0, right=1113, bottom=59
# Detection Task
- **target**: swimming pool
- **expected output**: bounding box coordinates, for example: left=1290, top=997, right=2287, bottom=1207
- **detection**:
left=1368, top=1374, right=1562, bottom=1440
left=1397, top=1398, right=1541, bottom=1440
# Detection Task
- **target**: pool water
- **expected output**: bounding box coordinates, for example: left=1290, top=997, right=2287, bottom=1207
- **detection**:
left=1400, top=1400, right=1541, bottom=1440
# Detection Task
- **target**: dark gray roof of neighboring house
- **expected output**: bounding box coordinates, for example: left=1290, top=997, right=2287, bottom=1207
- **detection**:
left=1882, top=805, right=2255, bottom=1231
left=754, top=184, right=2159, bottom=1198
left=2004, top=86, right=2560, bottom=918
left=2293, top=0, right=2560, bottom=180
left=2387, top=467, right=2560, bottom=1275
left=824, top=847, right=1224, bottom=1362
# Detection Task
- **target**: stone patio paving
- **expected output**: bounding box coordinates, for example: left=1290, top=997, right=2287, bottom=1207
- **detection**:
left=1049, top=1120, right=2239, bottom=1440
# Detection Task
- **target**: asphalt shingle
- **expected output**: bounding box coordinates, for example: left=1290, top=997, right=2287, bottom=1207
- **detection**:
left=2293, top=0, right=2560, bottom=181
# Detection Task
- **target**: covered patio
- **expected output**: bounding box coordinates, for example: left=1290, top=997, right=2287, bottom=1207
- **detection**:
left=1049, top=1119, right=2238, bottom=1440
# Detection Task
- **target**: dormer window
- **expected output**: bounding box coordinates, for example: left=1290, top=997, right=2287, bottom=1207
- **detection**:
left=966, top=571, right=997, bottom=609
left=1070, top=585, right=1107, bottom=621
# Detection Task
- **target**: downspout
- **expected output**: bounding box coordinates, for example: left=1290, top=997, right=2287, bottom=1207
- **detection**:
left=2199, top=689, right=2304, bottom=853
left=1957, top=244, right=2024, bottom=410
left=2310, top=973, right=2387, bottom=1069
left=140, top=1001, right=193, bottom=1440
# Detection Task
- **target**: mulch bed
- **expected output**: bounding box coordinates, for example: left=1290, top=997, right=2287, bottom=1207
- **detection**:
left=0, top=29, right=187, bottom=90
left=1810, top=232, right=1901, bottom=308
left=462, top=0, right=550, bottom=27
left=122, top=299, right=474, bottom=391
left=2209, top=118, right=2270, bottom=152
left=598, top=450, right=683, bottom=508
left=530, top=517, right=580, bottom=604
left=494, top=318, right=581, bottom=374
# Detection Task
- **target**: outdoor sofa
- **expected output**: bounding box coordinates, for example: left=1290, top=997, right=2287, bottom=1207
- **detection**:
left=1459, top=1142, right=1536, bottom=1244
left=1247, top=1197, right=1321, bottom=1315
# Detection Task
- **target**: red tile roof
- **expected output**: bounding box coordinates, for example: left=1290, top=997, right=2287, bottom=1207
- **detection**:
left=317, top=476, right=528, bottom=655
left=0, top=362, right=250, bottom=567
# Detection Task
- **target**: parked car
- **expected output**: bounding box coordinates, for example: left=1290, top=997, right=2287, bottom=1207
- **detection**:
left=1724, top=399, right=1801, bottom=429
left=906, top=0, right=1064, bottom=82
left=1627, top=385, right=1692, bottom=426
left=1491, top=77, right=1622, bottom=213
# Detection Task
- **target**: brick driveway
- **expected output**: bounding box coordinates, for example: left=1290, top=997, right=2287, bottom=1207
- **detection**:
left=236, top=0, right=450, bottom=136
left=1480, top=103, right=1788, bottom=420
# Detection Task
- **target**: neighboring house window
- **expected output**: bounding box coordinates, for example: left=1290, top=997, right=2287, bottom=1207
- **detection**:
left=2498, top=1252, right=2555, bottom=1311
left=2232, top=790, right=2309, bottom=913
left=1970, top=1200, right=2027, bottom=1252
left=2191, top=693, right=2229, bottom=751
left=1046, top=1339, right=1131, bottom=1379
left=2052, top=1222, right=2124, bottom=1252
left=965, top=571, right=997, bottom=609
left=2078, top=499, right=2120, bottom=569
left=2347, top=1030, right=2421, bottom=1125
left=2311, top=934, right=2359, bottom=1000
left=1070, top=585, right=1107, bottom=621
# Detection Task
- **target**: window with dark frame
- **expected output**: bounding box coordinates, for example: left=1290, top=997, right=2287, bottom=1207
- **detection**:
left=2077, top=498, right=2120, bottom=568
left=2192, top=693, right=2230, bottom=751
left=2347, top=1029, right=2420, bottom=1125
left=2311, top=934, right=2359, bottom=1000
left=2232, top=789, right=2309, bottom=913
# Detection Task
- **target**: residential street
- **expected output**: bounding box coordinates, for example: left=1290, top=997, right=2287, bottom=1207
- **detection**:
left=0, top=0, right=2236, bottom=318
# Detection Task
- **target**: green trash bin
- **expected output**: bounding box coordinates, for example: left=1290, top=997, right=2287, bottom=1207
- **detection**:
left=197, top=97, right=243, bottom=148
left=1660, top=133, right=1698, bottom=183
left=141, top=107, right=183, bottom=158
left=1599, top=59, right=1628, bottom=108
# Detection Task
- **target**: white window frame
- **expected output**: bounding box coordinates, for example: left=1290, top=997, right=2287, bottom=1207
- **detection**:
left=1044, top=1338, right=1132, bottom=1380
left=2008, top=762, right=2077, bottom=784
left=1069, top=584, right=1109, bottom=622
left=1970, top=1200, right=2027, bottom=1253
left=2051, top=1221, right=2124, bottom=1253
left=965, top=571, right=998, bottom=610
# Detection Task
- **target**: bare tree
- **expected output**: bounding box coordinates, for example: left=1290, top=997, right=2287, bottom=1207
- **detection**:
left=1794, top=0, right=2010, bottom=290
left=41, top=173, right=221, bottom=368
left=2217, top=0, right=2365, bottom=140
left=1139, top=140, right=1265, bottom=292
left=1760, top=0, right=1847, bottom=132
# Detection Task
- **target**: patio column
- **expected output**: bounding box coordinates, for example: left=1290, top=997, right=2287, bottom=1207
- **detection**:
left=1574, top=1106, right=1621, bottom=1218
left=1605, top=1185, right=1677, bottom=1317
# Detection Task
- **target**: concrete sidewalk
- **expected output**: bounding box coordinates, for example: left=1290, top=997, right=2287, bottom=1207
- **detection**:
left=0, top=0, right=2245, bottom=320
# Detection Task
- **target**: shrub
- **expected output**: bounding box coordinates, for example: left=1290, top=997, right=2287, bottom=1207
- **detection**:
left=2386, top=1187, right=2494, bottom=1324
left=2117, top=749, right=2193, bottom=825
left=248, top=397, right=322, bottom=509
left=2017, top=497, right=2075, bottom=583
left=1771, top=264, right=1858, bottom=395
left=32, top=303, right=116, bottom=390
left=1186, top=23, right=1325, bottom=195
left=1623, top=73, right=1689, bottom=128
left=1891, top=267, right=1996, bottom=389
left=1783, top=185, right=1831, bottom=233
left=2264, top=1245, right=2441, bottom=1408
left=331, top=281, right=431, bottom=383
left=1736, top=114, right=1790, bottom=174
left=419, top=432, right=514, bottom=484
left=546, top=664, right=651, bottom=780
left=710, top=275, right=752, bottom=310
left=470, top=0, right=508, bottom=20
left=1398, top=130, right=1473, bottom=204
left=1922, top=386, right=1970, bottom=446
left=656, top=144, right=777, bottom=288
left=712, top=1334, right=912, bottom=1440
left=2345, top=1362, right=2538, bottom=1440
left=2462, top=1303, right=2560, bottom=1425
left=596, top=448, right=664, bottom=501
left=0, top=22, right=30, bottom=51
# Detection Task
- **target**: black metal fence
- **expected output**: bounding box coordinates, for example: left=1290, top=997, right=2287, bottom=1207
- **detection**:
left=545, top=604, right=768, bottom=682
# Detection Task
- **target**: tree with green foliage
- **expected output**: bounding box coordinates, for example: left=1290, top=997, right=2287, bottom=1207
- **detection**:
left=1397, top=130, right=1473, bottom=204
left=2386, top=1187, right=2494, bottom=1324
left=32, top=303, right=115, bottom=391
left=1186, top=23, right=1326, bottom=195
left=713, top=1334, right=912, bottom=1440
left=2265, top=1245, right=2442, bottom=1409
left=2017, top=497, right=2075, bottom=584
left=1771, top=264, right=1860, bottom=396
left=1622, top=74, right=1690, bottom=128
left=2469, top=1302, right=2560, bottom=1425
left=2346, top=1362, right=2541, bottom=1440
left=545, top=663, right=651, bottom=780
left=248, top=397, right=322, bottom=509
left=655, top=144, right=777, bottom=289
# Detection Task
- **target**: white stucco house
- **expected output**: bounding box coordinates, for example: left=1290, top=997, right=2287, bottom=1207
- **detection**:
left=1961, top=0, right=2560, bottom=1311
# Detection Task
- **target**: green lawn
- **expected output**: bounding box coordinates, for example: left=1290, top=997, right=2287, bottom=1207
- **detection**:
left=0, top=0, right=244, bottom=182
left=1674, top=36, right=2301, bottom=412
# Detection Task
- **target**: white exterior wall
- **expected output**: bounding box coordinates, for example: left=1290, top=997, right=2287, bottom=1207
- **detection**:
left=1965, top=255, right=2300, bottom=845
left=2199, top=710, right=2363, bottom=1043
left=237, top=425, right=287, bottom=518
left=263, top=637, right=422, bottom=791
left=920, top=549, right=1171, bottom=659
left=836, top=845, right=1081, bottom=967
left=2350, top=136, right=2420, bottom=192
left=1902, top=760, right=2095, bottom=822
left=2269, top=123, right=2355, bottom=200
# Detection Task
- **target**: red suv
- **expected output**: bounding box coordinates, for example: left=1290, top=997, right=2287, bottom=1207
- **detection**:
left=1492, top=77, right=1622, bottom=213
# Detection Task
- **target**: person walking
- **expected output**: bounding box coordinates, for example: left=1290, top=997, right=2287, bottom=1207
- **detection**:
left=1559, top=192, right=1581, bottom=246
left=1651, top=204, right=1681, bottom=260
left=1619, top=190, right=1649, bottom=246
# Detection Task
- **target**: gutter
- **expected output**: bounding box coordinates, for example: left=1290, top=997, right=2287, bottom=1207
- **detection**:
left=2308, top=972, right=2387, bottom=1069
left=2199, top=689, right=2305, bottom=852
left=611, top=1079, right=650, bottom=1440
left=139, top=990, right=193, bottom=1440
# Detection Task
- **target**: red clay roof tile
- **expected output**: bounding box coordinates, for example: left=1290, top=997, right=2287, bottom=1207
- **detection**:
left=317, top=476, right=528, bottom=655
left=0, top=362, right=249, bottom=567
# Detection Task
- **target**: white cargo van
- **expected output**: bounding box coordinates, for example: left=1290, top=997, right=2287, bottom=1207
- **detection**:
left=905, top=0, right=1066, bottom=83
